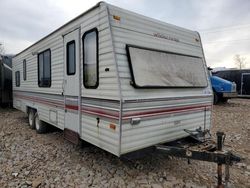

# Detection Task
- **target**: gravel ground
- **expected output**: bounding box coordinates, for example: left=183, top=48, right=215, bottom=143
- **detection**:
left=0, top=99, right=249, bottom=188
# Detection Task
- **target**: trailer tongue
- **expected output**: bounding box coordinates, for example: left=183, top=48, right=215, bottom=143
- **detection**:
left=156, top=130, right=241, bottom=188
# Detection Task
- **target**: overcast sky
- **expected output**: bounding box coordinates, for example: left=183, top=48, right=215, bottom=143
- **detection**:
left=1, top=0, right=250, bottom=68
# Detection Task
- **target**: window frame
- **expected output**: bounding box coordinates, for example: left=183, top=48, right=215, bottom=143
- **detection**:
left=37, top=49, right=51, bottom=87
left=126, top=44, right=208, bottom=89
left=23, top=59, right=26, bottom=81
left=15, top=71, right=20, bottom=87
left=82, top=28, right=99, bottom=89
left=66, top=40, right=76, bottom=75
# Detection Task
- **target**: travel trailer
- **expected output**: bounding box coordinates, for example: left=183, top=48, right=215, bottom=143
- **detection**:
left=12, top=2, right=212, bottom=157
left=0, top=55, right=12, bottom=106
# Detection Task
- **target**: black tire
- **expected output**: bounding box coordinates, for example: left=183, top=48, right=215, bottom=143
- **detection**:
left=28, top=109, right=35, bottom=129
left=34, top=112, right=48, bottom=134
left=213, top=92, right=219, bottom=105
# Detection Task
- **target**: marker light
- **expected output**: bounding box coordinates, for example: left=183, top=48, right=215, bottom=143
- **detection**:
left=110, top=124, right=116, bottom=130
left=113, top=15, right=121, bottom=21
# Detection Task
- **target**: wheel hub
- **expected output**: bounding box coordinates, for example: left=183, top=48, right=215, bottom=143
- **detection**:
left=29, top=113, right=33, bottom=126
left=35, top=117, right=40, bottom=130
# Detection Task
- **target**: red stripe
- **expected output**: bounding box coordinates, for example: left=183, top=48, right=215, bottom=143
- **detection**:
left=65, top=105, right=79, bottom=111
left=16, top=94, right=79, bottom=111
left=123, top=104, right=211, bottom=118
left=123, top=106, right=211, bottom=120
left=80, top=105, right=211, bottom=120
left=81, top=109, right=119, bottom=120
left=81, top=107, right=119, bottom=117
left=15, top=94, right=64, bottom=107
left=14, top=93, right=211, bottom=120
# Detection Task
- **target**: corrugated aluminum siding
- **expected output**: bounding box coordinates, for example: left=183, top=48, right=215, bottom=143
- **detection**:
left=79, top=4, right=120, bottom=155
left=12, top=3, right=121, bottom=156
left=108, top=4, right=211, bottom=100
left=107, top=4, right=213, bottom=155
left=121, top=97, right=212, bottom=154
left=12, top=3, right=119, bottom=100
left=12, top=2, right=213, bottom=156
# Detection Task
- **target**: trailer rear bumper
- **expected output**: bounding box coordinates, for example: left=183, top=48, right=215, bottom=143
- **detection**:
left=223, top=92, right=238, bottom=98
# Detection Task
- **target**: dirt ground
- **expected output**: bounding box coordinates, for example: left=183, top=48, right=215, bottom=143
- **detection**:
left=0, top=99, right=249, bottom=188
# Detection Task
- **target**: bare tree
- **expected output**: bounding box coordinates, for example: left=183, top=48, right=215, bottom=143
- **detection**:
left=0, top=42, right=5, bottom=55
left=234, top=54, right=246, bottom=69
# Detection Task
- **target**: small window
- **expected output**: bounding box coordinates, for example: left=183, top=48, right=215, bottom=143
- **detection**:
left=38, top=49, right=51, bottom=87
left=83, top=28, right=98, bottom=88
left=15, top=71, right=20, bottom=87
left=66, top=40, right=76, bottom=75
left=23, top=59, right=26, bottom=80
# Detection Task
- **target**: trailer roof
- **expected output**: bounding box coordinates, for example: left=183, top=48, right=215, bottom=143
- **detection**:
left=214, top=69, right=250, bottom=73
left=15, top=1, right=104, bottom=57
left=15, top=1, right=198, bottom=58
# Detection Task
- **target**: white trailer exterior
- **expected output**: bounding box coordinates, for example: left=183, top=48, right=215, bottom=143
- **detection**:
left=12, top=2, right=213, bottom=156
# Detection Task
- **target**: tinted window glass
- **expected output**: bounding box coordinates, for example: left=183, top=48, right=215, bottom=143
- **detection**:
left=38, top=49, right=51, bottom=87
left=38, top=53, right=44, bottom=84
left=83, top=29, right=98, bottom=88
left=15, top=71, right=20, bottom=87
left=67, top=41, right=75, bottom=75
left=23, top=59, right=26, bottom=80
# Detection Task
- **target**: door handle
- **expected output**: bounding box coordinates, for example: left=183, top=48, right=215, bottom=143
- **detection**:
left=62, top=80, right=65, bottom=94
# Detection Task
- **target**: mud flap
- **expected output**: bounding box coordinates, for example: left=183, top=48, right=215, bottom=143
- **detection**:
left=64, top=128, right=80, bottom=145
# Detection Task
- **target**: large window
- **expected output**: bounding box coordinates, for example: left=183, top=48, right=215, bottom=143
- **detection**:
left=66, top=40, right=76, bottom=75
left=23, top=59, right=26, bottom=80
left=15, top=71, right=20, bottom=87
left=82, top=28, right=98, bottom=88
left=126, top=45, right=208, bottom=88
left=38, top=49, right=51, bottom=87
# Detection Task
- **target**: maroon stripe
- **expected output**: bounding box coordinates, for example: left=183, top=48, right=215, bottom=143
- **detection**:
left=123, top=106, right=211, bottom=120
left=81, top=109, right=119, bottom=120
left=124, top=95, right=212, bottom=103
left=80, top=105, right=211, bottom=120
left=123, top=104, right=211, bottom=118
left=14, top=93, right=211, bottom=120
left=15, top=94, right=64, bottom=107
left=82, top=106, right=119, bottom=116
left=65, top=105, right=79, bottom=111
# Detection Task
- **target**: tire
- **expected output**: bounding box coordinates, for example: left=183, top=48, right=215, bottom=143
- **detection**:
left=28, top=109, right=35, bottom=129
left=34, top=112, right=48, bottom=134
left=213, top=92, right=219, bottom=105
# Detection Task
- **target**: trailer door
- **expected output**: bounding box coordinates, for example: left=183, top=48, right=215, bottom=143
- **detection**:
left=63, top=29, right=81, bottom=140
left=241, top=73, right=250, bottom=95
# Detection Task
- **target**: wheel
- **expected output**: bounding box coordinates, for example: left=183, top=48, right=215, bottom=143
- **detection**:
left=28, top=109, right=35, bottom=129
left=213, top=92, right=219, bottom=105
left=34, top=112, right=48, bottom=134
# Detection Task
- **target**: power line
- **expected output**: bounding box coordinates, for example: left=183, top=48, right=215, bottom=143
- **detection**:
left=199, top=23, right=250, bottom=32
left=200, top=27, right=250, bottom=34
left=204, top=38, right=250, bottom=44
left=205, top=43, right=249, bottom=46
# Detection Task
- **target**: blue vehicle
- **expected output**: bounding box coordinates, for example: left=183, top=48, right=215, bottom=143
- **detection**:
left=209, top=72, right=237, bottom=104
